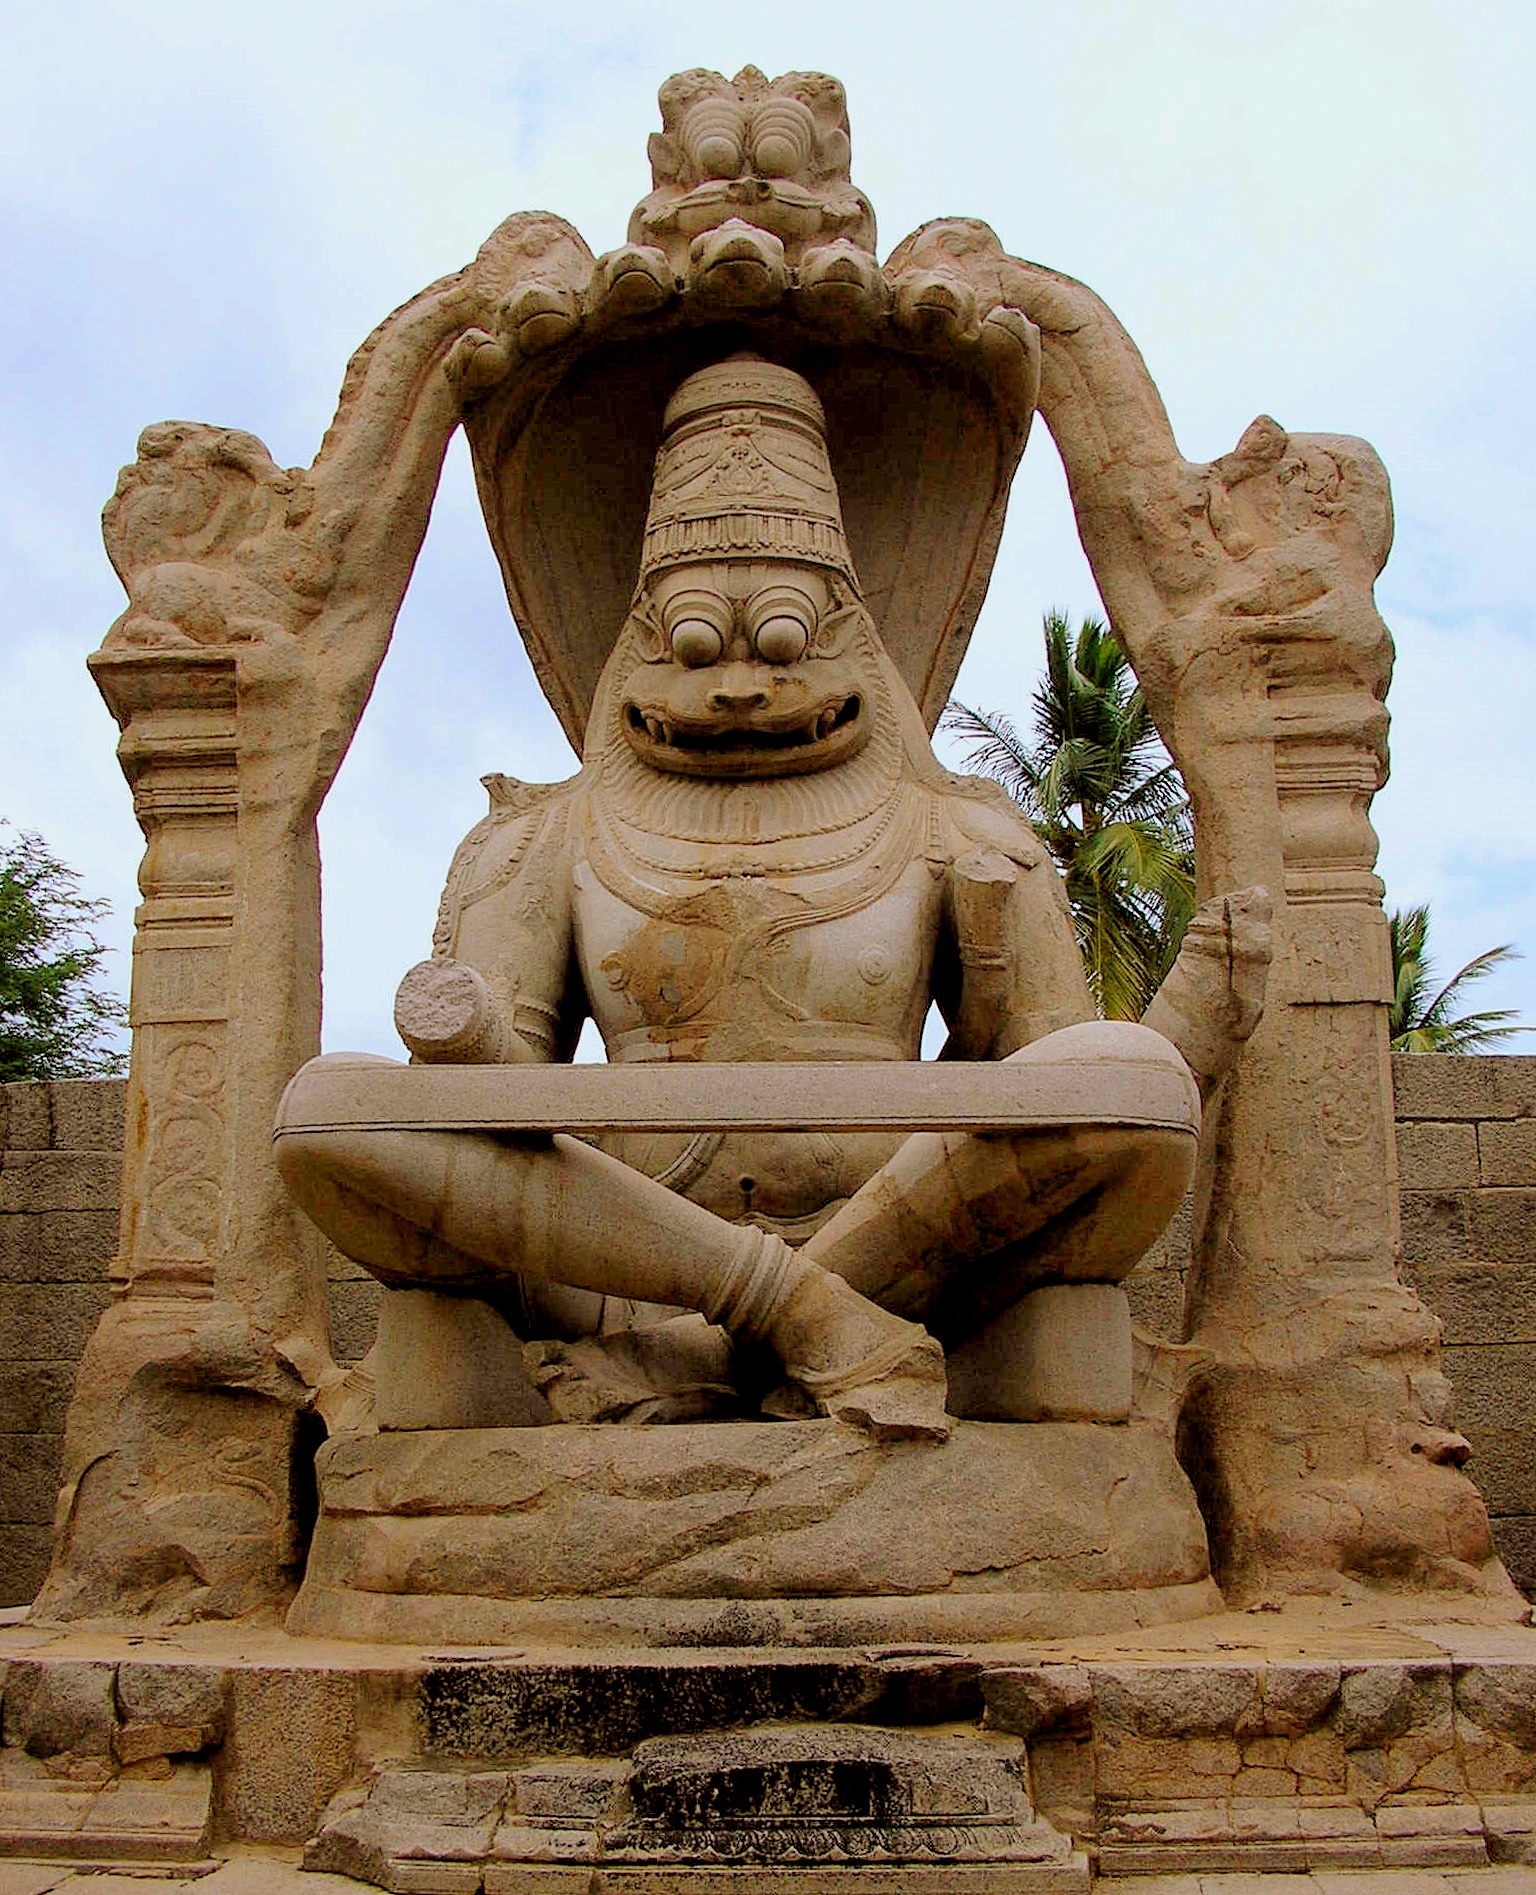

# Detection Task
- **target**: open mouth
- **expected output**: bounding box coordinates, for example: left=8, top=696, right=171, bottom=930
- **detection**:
left=625, top=694, right=862, bottom=754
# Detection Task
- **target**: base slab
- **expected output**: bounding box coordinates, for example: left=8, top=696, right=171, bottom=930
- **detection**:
left=292, top=1418, right=1214, bottom=1647
left=6, top=1609, right=1536, bottom=1880
left=305, top=1727, right=1087, bottom=1895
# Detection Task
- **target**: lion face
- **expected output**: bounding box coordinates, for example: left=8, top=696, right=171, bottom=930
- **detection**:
left=618, top=559, right=877, bottom=779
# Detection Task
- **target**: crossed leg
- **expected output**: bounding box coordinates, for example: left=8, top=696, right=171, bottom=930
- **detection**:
left=800, top=1021, right=1199, bottom=1416
left=275, top=1020, right=1196, bottom=1437
left=274, top=1068, right=949, bottom=1440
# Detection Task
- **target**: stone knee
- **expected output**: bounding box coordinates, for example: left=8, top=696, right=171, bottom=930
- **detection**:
left=1000, top=1022, right=1200, bottom=1271
left=804, top=1020, right=1198, bottom=1320
left=273, top=1120, right=510, bottom=1290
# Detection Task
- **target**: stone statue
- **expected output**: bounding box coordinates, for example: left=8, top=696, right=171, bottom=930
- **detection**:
left=273, top=353, right=1271, bottom=1444
left=46, top=63, right=1512, bottom=1632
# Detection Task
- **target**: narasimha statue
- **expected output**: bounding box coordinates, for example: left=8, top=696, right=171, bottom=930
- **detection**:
left=273, top=353, right=1270, bottom=1440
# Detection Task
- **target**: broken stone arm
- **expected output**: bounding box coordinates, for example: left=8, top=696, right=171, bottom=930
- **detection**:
left=937, top=821, right=1270, bottom=1100
left=1141, top=887, right=1273, bottom=1100
left=397, top=796, right=582, bottom=1065
left=938, top=842, right=1094, bottom=1061
left=394, top=958, right=547, bottom=1066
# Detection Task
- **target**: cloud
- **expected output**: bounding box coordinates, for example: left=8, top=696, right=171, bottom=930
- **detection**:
left=2, top=0, right=1532, bottom=1053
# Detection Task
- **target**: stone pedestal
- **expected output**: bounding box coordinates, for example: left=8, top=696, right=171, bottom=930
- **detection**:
left=290, top=1418, right=1218, bottom=1646
left=949, top=1284, right=1133, bottom=1422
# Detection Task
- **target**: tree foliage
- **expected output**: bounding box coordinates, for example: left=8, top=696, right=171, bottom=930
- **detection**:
left=0, top=825, right=128, bottom=1081
left=1388, top=903, right=1531, bottom=1053
left=943, top=610, right=1195, bottom=1020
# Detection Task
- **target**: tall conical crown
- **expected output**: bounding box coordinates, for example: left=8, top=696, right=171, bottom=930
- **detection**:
left=639, top=357, right=858, bottom=587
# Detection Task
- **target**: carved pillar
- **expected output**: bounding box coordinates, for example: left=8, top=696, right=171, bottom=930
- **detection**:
left=988, top=241, right=1513, bottom=1597
left=1177, top=691, right=1505, bottom=1599
left=1191, top=713, right=1397, bottom=1323
left=30, top=219, right=522, bottom=1620
left=101, top=651, right=240, bottom=1299
left=32, top=651, right=326, bottom=1623
left=1271, top=730, right=1399, bottom=1272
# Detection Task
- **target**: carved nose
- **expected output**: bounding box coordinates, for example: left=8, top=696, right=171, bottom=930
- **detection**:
left=706, top=666, right=772, bottom=714
left=707, top=683, right=772, bottom=713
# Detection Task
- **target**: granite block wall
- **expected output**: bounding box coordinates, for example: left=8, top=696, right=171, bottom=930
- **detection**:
left=1394, top=1054, right=1536, bottom=1598
left=0, top=1079, right=120, bottom=1609
left=3, top=1057, right=1534, bottom=1606
left=0, top=1075, right=381, bottom=1607
left=1127, top=1055, right=1536, bottom=1596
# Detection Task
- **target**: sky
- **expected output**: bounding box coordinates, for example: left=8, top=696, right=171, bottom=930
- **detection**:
left=1, top=0, right=1532, bottom=1059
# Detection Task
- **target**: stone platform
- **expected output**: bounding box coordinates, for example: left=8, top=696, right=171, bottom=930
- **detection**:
left=5, top=1607, right=1536, bottom=1886
left=9, top=1863, right=1536, bottom=1895
left=290, top=1419, right=1217, bottom=1647
left=306, top=1725, right=1086, bottom=1893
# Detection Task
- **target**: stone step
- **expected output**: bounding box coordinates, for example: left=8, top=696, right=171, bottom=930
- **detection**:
left=1098, top=1799, right=1497, bottom=1875
left=1101, top=1875, right=1536, bottom=1895
left=305, top=1729, right=1088, bottom=1895
left=6, top=1860, right=1536, bottom=1895
left=5, top=1628, right=1536, bottom=1865
left=0, top=1752, right=212, bottom=1867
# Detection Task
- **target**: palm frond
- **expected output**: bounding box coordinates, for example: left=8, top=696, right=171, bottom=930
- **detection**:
left=939, top=703, right=1044, bottom=815
left=1388, top=906, right=1531, bottom=1053
left=1417, top=943, right=1523, bottom=1028
left=945, top=607, right=1196, bottom=1019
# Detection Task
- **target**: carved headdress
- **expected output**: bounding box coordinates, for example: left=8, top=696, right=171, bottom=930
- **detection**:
left=639, top=357, right=858, bottom=589
left=460, top=68, right=1040, bottom=753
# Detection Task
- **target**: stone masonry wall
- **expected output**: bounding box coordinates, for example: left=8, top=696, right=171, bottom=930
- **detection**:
left=1393, top=1054, right=1536, bottom=1598
left=0, top=1076, right=378, bottom=1608
left=0, top=1079, right=121, bottom=1609
left=2, top=1056, right=1535, bottom=1607
left=1126, top=1054, right=1536, bottom=1597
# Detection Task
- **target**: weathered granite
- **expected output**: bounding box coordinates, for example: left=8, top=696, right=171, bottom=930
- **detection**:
left=5, top=1614, right=1536, bottom=1878
left=7, top=78, right=1533, bottom=1895
left=306, top=1727, right=1087, bottom=1893
left=290, top=1418, right=1218, bottom=1646
left=43, top=57, right=1508, bottom=1631
left=16, top=1061, right=1536, bottom=1607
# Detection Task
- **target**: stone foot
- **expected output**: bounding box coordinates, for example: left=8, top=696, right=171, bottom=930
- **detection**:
left=768, top=1265, right=951, bottom=1442
left=791, top=1327, right=951, bottom=1440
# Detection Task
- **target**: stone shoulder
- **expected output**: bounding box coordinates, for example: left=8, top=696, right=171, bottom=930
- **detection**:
left=432, top=771, right=585, bottom=956
left=932, top=770, right=1051, bottom=873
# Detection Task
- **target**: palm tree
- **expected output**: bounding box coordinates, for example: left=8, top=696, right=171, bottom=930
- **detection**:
left=1388, top=904, right=1531, bottom=1052
left=943, top=610, right=1195, bottom=1020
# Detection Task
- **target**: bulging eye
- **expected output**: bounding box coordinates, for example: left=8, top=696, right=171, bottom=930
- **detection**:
left=750, top=99, right=815, bottom=179
left=696, top=134, right=744, bottom=179
left=755, top=615, right=810, bottom=664
left=681, top=99, right=746, bottom=180
left=671, top=618, right=724, bottom=667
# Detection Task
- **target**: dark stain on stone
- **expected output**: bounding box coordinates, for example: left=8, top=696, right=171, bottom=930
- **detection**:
left=416, top=1658, right=888, bottom=1758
